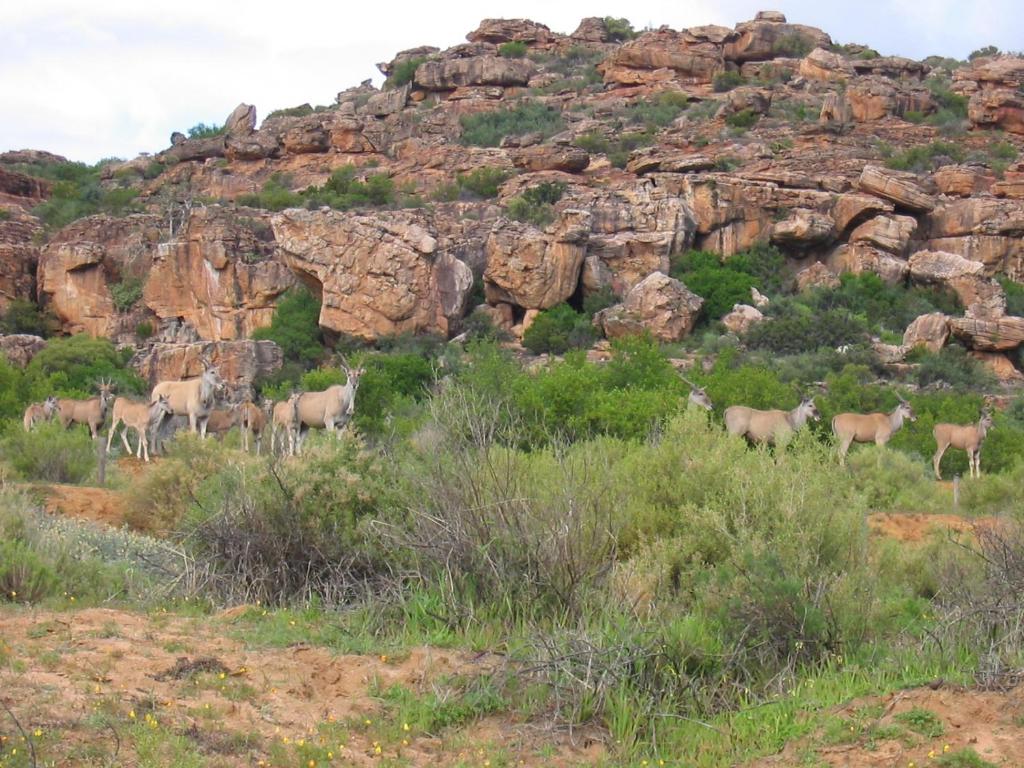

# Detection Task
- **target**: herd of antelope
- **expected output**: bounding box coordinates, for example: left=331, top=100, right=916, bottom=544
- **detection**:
left=21, top=358, right=366, bottom=462
left=21, top=363, right=995, bottom=478
left=683, top=377, right=995, bottom=478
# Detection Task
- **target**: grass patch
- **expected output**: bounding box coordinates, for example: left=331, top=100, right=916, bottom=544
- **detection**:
left=459, top=102, right=565, bottom=147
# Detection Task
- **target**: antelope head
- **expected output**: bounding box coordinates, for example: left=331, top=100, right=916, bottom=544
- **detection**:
left=800, top=396, right=821, bottom=422
left=43, top=395, right=58, bottom=416
left=150, top=394, right=173, bottom=422
left=98, top=378, right=115, bottom=406
left=981, top=409, right=995, bottom=431
left=896, top=397, right=916, bottom=422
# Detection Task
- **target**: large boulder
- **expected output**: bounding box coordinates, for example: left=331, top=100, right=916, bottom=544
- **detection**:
left=795, top=261, right=840, bottom=291
left=722, top=303, right=764, bottom=334
left=625, top=148, right=714, bottom=175
left=415, top=56, right=536, bottom=90
left=0, top=334, right=46, bottom=367
left=932, top=165, right=995, bottom=197
left=224, top=103, right=257, bottom=137
left=857, top=166, right=936, bottom=213
left=950, top=316, right=1024, bottom=351
left=845, top=77, right=934, bottom=121
left=484, top=210, right=590, bottom=309
left=848, top=214, right=917, bottom=254
left=467, top=19, right=555, bottom=45
left=903, top=313, right=950, bottom=353
left=0, top=211, right=41, bottom=311
left=828, top=243, right=908, bottom=284
left=595, top=271, right=704, bottom=342
left=968, top=88, right=1024, bottom=134
left=272, top=209, right=474, bottom=341
left=598, top=26, right=733, bottom=85
left=511, top=146, right=590, bottom=173
left=908, top=250, right=1005, bottom=318
left=769, top=208, right=835, bottom=249
left=725, top=18, right=830, bottom=63
left=798, top=48, right=855, bottom=82
left=831, top=193, right=894, bottom=233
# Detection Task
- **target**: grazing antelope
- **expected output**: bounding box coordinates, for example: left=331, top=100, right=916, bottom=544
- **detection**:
left=832, top=397, right=915, bottom=465
left=57, top=380, right=115, bottom=439
left=724, top=397, right=820, bottom=446
left=150, top=361, right=224, bottom=438
left=23, top=396, right=58, bottom=432
left=271, top=392, right=302, bottom=457
left=203, top=407, right=239, bottom=439
left=295, top=361, right=365, bottom=454
left=106, top=394, right=173, bottom=462
left=933, top=410, right=994, bottom=480
left=680, top=376, right=713, bottom=411
left=238, top=399, right=267, bottom=454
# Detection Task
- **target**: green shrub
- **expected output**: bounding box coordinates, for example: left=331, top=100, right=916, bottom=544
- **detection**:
left=935, top=749, right=998, bottom=768
left=670, top=246, right=784, bottom=321
left=251, top=286, right=325, bottom=366
left=186, top=122, right=225, bottom=139
left=354, top=353, right=435, bottom=437
left=0, top=420, right=96, bottom=483
left=885, top=141, right=965, bottom=172
left=135, top=320, right=154, bottom=340
left=26, top=334, right=146, bottom=398
left=772, top=33, right=815, bottom=58
left=522, top=304, right=597, bottom=354
left=303, top=166, right=395, bottom=210
left=0, top=209, right=10, bottom=221
left=236, top=173, right=303, bottom=211
left=29, top=159, right=142, bottom=229
left=505, top=181, right=566, bottom=227
left=909, top=345, right=994, bottom=391
left=110, top=276, right=144, bottom=312
left=968, top=45, right=1000, bottom=61
left=621, top=92, right=690, bottom=129
left=712, top=71, right=746, bottom=92
left=0, top=298, right=59, bottom=337
left=745, top=300, right=868, bottom=355
left=725, top=108, right=760, bottom=130
left=386, top=57, right=426, bottom=89
left=265, top=104, right=331, bottom=120
left=603, top=17, right=636, bottom=42
left=459, top=102, right=565, bottom=147
left=498, top=41, right=528, bottom=58
left=456, top=167, right=511, bottom=199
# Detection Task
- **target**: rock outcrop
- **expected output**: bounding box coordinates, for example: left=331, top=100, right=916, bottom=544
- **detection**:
left=131, top=339, right=283, bottom=397
left=595, top=271, right=703, bottom=342
left=0, top=334, right=46, bottom=367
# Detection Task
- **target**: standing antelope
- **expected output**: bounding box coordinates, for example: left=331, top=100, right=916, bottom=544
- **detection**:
left=680, top=376, right=713, bottom=411
left=724, top=397, right=820, bottom=445
left=106, top=394, right=173, bottom=462
left=57, top=381, right=115, bottom=439
left=271, top=392, right=302, bottom=457
left=203, top=407, right=239, bottom=439
left=150, top=362, right=224, bottom=438
left=933, top=411, right=994, bottom=480
left=832, top=397, right=915, bottom=465
left=295, top=361, right=365, bottom=454
left=238, top=399, right=268, bottom=454
left=23, top=396, right=58, bottom=432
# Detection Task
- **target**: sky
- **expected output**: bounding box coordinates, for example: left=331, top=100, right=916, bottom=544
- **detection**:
left=1, top=0, right=1020, bottom=164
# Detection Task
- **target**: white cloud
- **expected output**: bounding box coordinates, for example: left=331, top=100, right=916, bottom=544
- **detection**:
left=1, top=0, right=1020, bottom=162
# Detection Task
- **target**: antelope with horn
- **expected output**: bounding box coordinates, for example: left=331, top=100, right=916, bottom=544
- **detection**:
left=150, top=359, right=225, bottom=439
left=832, top=396, right=915, bottom=465
left=23, top=396, right=58, bottom=432
left=238, top=398, right=268, bottom=454
left=932, top=409, right=994, bottom=480
left=271, top=392, right=302, bottom=457
left=295, top=357, right=365, bottom=454
left=679, top=375, right=713, bottom=411
left=724, top=397, right=820, bottom=445
left=57, top=380, right=115, bottom=439
left=106, top=394, right=173, bottom=462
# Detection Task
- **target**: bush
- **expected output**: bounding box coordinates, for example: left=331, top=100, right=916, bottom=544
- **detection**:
left=186, top=122, right=225, bottom=139
left=745, top=300, right=868, bottom=355
left=522, top=304, right=597, bottom=354
left=885, top=141, right=964, bottom=172
left=251, top=286, right=325, bottom=367
left=0, top=298, right=58, bottom=337
left=354, top=353, right=436, bottom=438
left=968, top=45, right=1000, bottom=61
left=26, top=334, right=146, bottom=398
left=0, top=420, right=97, bottom=483
left=603, top=17, right=636, bottom=42
left=301, top=166, right=396, bottom=210
left=498, top=41, right=528, bottom=58
left=456, top=167, right=511, bottom=199
left=724, top=108, right=760, bottom=130
left=670, top=246, right=785, bottom=322
left=621, top=92, right=690, bottom=130
left=712, top=71, right=746, bottom=92
left=909, top=345, right=994, bottom=391
left=110, top=276, right=144, bottom=312
left=772, top=33, right=814, bottom=58
left=459, top=102, right=565, bottom=147
left=29, top=159, right=142, bottom=229
left=505, top=181, right=566, bottom=227
left=135, top=320, right=154, bottom=340
left=386, top=57, right=425, bottom=89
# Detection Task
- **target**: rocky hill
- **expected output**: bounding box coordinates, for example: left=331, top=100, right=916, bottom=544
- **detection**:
left=2, top=10, right=1024, bottom=388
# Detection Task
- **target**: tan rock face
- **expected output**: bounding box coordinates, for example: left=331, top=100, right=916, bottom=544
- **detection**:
left=908, top=250, right=1005, bottom=318
left=857, top=166, right=936, bottom=213
left=598, top=27, right=729, bottom=85
left=726, top=20, right=830, bottom=63
left=511, top=146, right=590, bottom=173
left=795, top=261, right=840, bottom=291
left=467, top=19, right=554, bottom=45
left=950, top=316, right=1024, bottom=351
left=415, top=56, right=536, bottom=90
left=849, top=214, right=917, bottom=254
left=932, top=165, right=995, bottom=197
left=595, top=271, right=704, bottom=342
left=484, top=210, right=590, bottom=309
left=845, top=77, right=933, bottom=121
left=0, top=334, right=46, bottom=367
left=799, top=48, right=855, bottom=82
left=38, top=214, right=163, bottom=338
left=625, top=148, right=714, bottom=175
left=903, top=313, right=950, bottom=353
left=0, top=212, right=41, bottom=311
left=131, top=339, right=283, bottom=397
left=0, top=167, right=50, bottom=207
left=722, top=303, right=764, bottom=334
left=144, top=208, right=294, bottom=341
left=829, top=243, right=908, bottom=283
left=968, top=88, right=1024, bottom=134
left=272, top=209, right=474, bottom=341
left=970, top=350, right=1024, bottom=381
left=831, top=193, right=895, bottom=233
left=770, top=208, right=835, bottom=248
